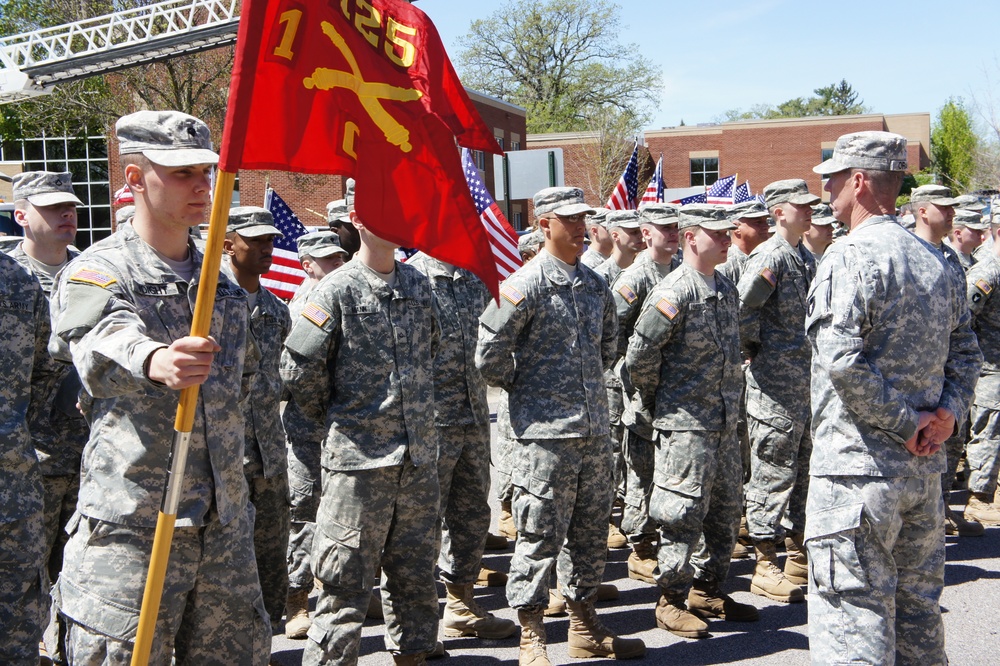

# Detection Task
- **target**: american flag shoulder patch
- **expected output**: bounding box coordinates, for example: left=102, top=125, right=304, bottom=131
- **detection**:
left=501, top=284, right=525, bottom=306
left=69, top=268, right=117, bottom=288
left=976, top=278, right=993, bottom=295
left=656, top=298, right=679, bottom=320
left=618, top=283, right=637, bottom=304
left=759, top=267, right=777, bottom=287
left=302, top=303, right=331, bottom=328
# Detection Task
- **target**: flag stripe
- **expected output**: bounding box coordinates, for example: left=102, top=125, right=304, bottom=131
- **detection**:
left=260, top=188, right=309, bottom=299
left=607, top=142, right=640, bottom=210
left=462, top=149, right=523, bottom=281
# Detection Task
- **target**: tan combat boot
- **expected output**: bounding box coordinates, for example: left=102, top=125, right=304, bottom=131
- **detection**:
left=945, top=506, right=985, bottom=536
left=654, top=590, right=709, bottom=638
left=731, top=541, right=750, bottom=559
left=783, top=533, right=809, bottom=587
left=544, top=588, right=566, bottom=616
left=565, top=598, right=646, bottom=659
left=517, top=608, right=551, bottom=666
left=607, top=522, right=628, bottom=549
left=443, top=582, right=517, bottom=639
left=499, top=500, right=518, bottom=539
left=966, top=492, right=1000, bottom=525
left=392, top=653, right=426, bottom=665
left=751, top=541, right=804, bottom=603
left=687, top=580, right=759, bottom=622
left=284, top=587, right=311, bottom=639
left=475, top=565, right=508, bottom=587
left=627, top=538, right=658, bottom=584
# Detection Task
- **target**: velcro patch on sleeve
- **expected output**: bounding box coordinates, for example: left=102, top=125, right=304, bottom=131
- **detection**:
left=656, top=298, right=679, bottom=320
left=501, top=284, right=525, bottom=307
left=302, top=302, right=331, bottom=328
left=69, top=268, right=117, bottom=289
left=976, top=278, right=993, bottom=295
left=759, top=267, right=777, bottom=287
left=618, top=283, right=637, bottom=304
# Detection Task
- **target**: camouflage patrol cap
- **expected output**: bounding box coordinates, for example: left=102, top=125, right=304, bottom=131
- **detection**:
left=953, top=208, right=988, bottom=230
left=587, top=207, right=611, bottom=227
left=344, top=179, right=356, bottom=210
left=226, top=206, right=283, bottom=238
left=678, top=204, right=735, bottom=230
left=813, top=131, right=907, bottom=175
left=533, top=187, right=596, bottom=218
left=810, top=203, right=836, bottom=226
left=910, top=184, right=958, bottom=207
left=954, top=194, right=986, bottom=212
left=115, top=205, right=135, bottom=224
left=763, top=179, right=821, bottom=209
left=326, top=199, right=350, bottom=224
left=518, top=229, right=544, bottom=253
left=11, top=171, right=83, bottom=207
left=638, top=203, right=679, bottom=225
left=606, top=209, right=642, bottom=229
left=727, top=200, right=770, bottom=221
left=297, top=230, right=347, bottom=259
left=116, top=110, right=219, bottom=167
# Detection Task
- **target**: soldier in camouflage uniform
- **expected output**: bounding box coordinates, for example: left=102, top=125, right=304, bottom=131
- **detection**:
left=948, top=209, right=987, bottom=272
left=222, top=207, right=294, bottom=630
left=477, top=187, right=644, bottom=665
left=0, top=243, right=48, bottom=665
left=718, top=200, right=771, bottom=285
left=738, top=178, right=820, bottom=603
left=288, top=231, right=348, bottom=311
left=610, top=203, right=680, bottom=584
left=280, top=184, right=441, bottom=665
left=408, top=252, right=516, bottom=640
left=581, top=208, right=612, bottom=269
left=627, top=204, right=757, bottom=639
left=326, top=192, right=361, bottom=259
left=806, top=131, right=982, bottom=665
left=801, top=203, right=836, bottom=263
left=48, top=110, right=269, bottom=664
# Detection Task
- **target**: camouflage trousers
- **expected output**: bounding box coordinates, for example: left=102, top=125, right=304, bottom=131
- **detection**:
left=805, top=474, right=945, bottom=666
left=494, top=390, right=515, bottom=504
left=607, top=383, right=626, bottom=499
left=41, top=473, right=79, bottom=663
left=965, top=405, right=1000, bottom=496
left=649, top=427, right=742, bottom=594
left=437, top=424, right=492, bottom=584
left=248, top=473, right=291, bottom=626
left=744, top=403, right=811, bottom=542
left=55, top=507, right=270, bottom=665
left=506, top=436, right=613, bottom=610
left=621, top=428, right=658, bottom=544
left=286, top=436, right=321, bottom=593
left=304, top=460, right=440, bottom=664
left=0, top=513, right=46, bottom=666
left=941, top=409, right=970, bottom=497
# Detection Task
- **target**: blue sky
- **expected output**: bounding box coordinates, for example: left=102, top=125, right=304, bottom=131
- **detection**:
left=416, top=0, right=1000, bottom=131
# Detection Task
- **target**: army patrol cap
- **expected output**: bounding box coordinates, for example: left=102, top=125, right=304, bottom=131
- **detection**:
left=728, top=200, right=770, bottom=221
left=910, top=184, right=959, bottom=207
left=954, top=208, right=988, bottom=230
left=813, top=130, right=908, bottom=175
left=226, top=206, right=283, bottom=238
left=297, top=230, right=347, bottom=259
left=518, top=229, right=544, bottom=253
left=11, top=171, right=83, bottom=207
left=115, top=205, right=135, bottom=224
left=638, top=203, right=679, bottom=225
left=811, top=203, right=836, bottom=226
left=763, top=179, right=821, bottom=209
left=954, top=194, right=986, bottom=212
left=116, top=110, right=219, bottom=167
left=326, top=198, right=350, bottom=225
left=587, top=207, right=611, bottom=227
left=606, top=209, right=642, bottom=229
left=533, top=187, right=596, bottom=218
left=678, top=204, right=736, bottom=230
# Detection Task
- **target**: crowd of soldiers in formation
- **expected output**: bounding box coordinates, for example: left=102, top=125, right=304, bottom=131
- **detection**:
left=0, top=114, right=993, bottom=666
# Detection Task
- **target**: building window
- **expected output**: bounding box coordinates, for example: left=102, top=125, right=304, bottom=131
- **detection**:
left=495, top=136, right=504, bottom=151
left=690, top=157, right=719, bottom=187
left=473, top=150, right=486, bottom=170
left=513, top=211, right=523, bottom=228
left=1, top=132, right=111, bottom=249
left=821, top=148, right=834, bottom=163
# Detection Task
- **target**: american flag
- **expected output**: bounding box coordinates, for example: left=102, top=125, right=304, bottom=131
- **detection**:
left=640, top=156, right=664, bottom=204
left=462, top=148, right=522, bottom=280
left=755, top=193, right=767, bottom=207
left=113, top=184, right=133, bottom=204
left=673, top=192, right=707, bottom=205
left=706, top=174, right=736, bottom=205
left=261, top=188, right=309, bottom=300
left=733, top=181, right=752, bottom=204
left=606, top=141, right=640, bottom=210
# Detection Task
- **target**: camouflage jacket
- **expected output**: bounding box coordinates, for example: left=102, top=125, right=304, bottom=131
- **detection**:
left=49, top=223, right=257, bottom=527
left=968, top=253, right=1000, bottom=406
left=594, top=255, right=625, bottom=288
left=476, top=249, right=617, bottom=439
left=805, top=216, right=982, bottom=477
left=581, top=247, right=608, bottom=269
left=717, top=243, right=749, bottom=286
left=280, top=259, right=439, bottom=471
left=626, top=262, right=742, bottom=433
left=408, top=253, right=490, bottom=426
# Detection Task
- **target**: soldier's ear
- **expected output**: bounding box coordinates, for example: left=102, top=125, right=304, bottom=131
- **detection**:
left=124, top=164, right=145, bottom=193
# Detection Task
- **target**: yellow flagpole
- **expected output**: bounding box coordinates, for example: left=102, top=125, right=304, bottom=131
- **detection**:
left=130, top=170, right=236, bottom=665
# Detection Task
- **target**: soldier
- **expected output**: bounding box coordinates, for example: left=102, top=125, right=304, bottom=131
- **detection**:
left=48, top=110, right=268, bottom=663
left=222, top=207, right=294, bottom=632
left=288, top=231, right=348, bottom=314
left=517, top=229, right=544, bottom=263
left=802, top=203, right=836, bottom=262
left=718, top=200, right=771, bottom=285
left=595, top=209, right=643, bottom=286
left=805, top=131, right=982, bottom=665
left=627, top=204, right=757, bottom=639
left=280, top=181, right=441, bottom=665
left=477, top=187, right=644, bottom=665
left=611, top=203, right=680, bottom=584
left=327, top=191, right=361, bottom=258
left=738, top=179, right=820, bottom=604
left=950, top=208, right=987, bottom=271
left=0, top=237, right=48, bottom=665
left=407, top=252, right=516, bottom=640
left=581, top=207, right=612, bottom=268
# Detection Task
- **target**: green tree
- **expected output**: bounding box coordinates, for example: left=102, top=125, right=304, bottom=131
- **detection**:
left=456, top=0, right=661, bottom=134
left=930, top=98, right=979, bottom=193
left=721, top=79, right=870, bottom=122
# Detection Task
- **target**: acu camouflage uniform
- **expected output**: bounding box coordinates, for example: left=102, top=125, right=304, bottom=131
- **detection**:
left=594, top=255, right=627, bottom=494
left=964, top=254, right=1000, bottom=499
left=717, top=242, right=748, bottom=285
left=476, top=249, right=618, bottom=609
left=0, top=252, right=47, bottom=665
left=48, top=223, right=270, bottom=665
left=626, top=262, right=744, bottom=594
left=804, top=216, right=982, bottom=665
left=280, top=259, right=441, bottom=663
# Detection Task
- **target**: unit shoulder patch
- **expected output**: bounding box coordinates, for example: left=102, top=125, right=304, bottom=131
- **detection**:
left=69, top=268, right=117, bottom=289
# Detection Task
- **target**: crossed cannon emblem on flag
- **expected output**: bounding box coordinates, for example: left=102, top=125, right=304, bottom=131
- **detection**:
left=304, top=22, right=423, bottom=153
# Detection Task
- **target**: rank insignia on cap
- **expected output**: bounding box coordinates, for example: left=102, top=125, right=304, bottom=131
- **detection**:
left=302, top=302, right=331, bottom=328
left=501, top=284, right=525, bottom=307
left=759, top=267, right=777, bottom=287
left=656, top=298, right=679, bottom=320
left=618, top=284, right=637, bottom=304
left=69, top=268, right=117, bottom=288
left=976, top=279, right=993, bottom=295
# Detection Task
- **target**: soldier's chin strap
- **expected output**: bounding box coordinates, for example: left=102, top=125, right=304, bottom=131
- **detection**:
left=131, top=170, right=236, bottom=666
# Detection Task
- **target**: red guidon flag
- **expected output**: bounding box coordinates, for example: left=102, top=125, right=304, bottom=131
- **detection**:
left=220, top=0, right=504, bottom=298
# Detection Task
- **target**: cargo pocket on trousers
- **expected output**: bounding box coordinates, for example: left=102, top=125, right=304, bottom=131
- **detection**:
left=312, top=518, right=364, bottom=592
left=805, top=503, right=868, bottom=594
left=514, top=474, right=557, bottom=537
left=746, top=407, right=797, bottom=468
